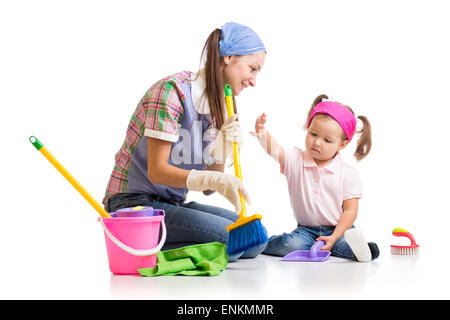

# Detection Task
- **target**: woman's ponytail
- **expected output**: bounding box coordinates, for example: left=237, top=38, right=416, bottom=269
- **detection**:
left=200, top=29, right=226, bottom=129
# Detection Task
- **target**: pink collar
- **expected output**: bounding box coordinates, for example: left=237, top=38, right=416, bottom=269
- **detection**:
left=303, top=149, right=342, bottom=174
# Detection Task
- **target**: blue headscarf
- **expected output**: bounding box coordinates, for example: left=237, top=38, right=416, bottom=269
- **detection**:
left=219, top=22, right=266, bottom=56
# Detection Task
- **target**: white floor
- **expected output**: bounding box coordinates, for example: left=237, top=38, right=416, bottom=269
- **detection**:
left=5, top=158, right=448, bottom=300
left=2, top=235, right=448, bottom=300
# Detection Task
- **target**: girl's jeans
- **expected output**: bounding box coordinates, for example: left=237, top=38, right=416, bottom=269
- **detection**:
left=106, top=193, right=267, bottom=261
left=263, top=224, right=361, bottom=261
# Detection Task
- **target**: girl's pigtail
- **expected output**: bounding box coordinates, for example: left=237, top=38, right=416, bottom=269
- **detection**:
left=354, top=115, right=372, bottom=161
left=304, top=94, right=329, bottom=129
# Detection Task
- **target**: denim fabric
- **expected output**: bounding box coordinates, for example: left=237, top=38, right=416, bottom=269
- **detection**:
left=263, top=224, right=359, bottom=261
left=106, top=193, right=267, bottom=262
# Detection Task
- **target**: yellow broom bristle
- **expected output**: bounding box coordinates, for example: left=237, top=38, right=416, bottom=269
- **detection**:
left=226, top=214, right=262, bottom=232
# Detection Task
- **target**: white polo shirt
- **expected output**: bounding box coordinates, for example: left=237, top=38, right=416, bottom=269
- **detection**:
left=282, top=147, right=363, bottom=227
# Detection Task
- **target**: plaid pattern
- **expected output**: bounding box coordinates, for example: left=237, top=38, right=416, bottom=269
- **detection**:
left=103, top=71, right=216, bottom=204
left=143, top=76, right=186, bottom=142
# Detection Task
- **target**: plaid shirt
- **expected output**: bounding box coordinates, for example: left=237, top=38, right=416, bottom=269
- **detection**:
left=103, top=71, right=217, bottom=204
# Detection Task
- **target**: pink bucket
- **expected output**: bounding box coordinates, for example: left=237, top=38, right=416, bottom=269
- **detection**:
left=99, top=216, right=166, bottom=275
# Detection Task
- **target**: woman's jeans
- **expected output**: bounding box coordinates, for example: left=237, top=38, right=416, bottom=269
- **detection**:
left=263, top=224, right=360, bottom=261
left=106, top=193, right=267, bottom=261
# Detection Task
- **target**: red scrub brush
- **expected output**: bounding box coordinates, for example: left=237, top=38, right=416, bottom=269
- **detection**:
left=391, top=228, right=419, bottom=255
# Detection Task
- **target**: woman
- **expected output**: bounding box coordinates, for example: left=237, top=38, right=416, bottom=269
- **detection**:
left=103, top=22, right=267, bottom=261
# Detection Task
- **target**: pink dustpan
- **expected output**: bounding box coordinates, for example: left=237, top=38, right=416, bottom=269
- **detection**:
left=280, top=240, right=330, bottom=262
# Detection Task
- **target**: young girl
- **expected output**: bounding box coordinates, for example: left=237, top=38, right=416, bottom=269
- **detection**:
left=251, top=94, right=379, bottom=262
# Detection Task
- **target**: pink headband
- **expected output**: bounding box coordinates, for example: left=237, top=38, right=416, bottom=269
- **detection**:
left=307, top=101, right=356, bottom=141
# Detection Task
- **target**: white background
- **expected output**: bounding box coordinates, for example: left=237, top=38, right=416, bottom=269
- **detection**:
left=1, top=0, right=449, bottom=299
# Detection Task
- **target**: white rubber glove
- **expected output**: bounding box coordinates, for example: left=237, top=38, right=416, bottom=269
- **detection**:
left=210, top=114, right=243, bottom=164
left=186, top=169, right=251, bottom=214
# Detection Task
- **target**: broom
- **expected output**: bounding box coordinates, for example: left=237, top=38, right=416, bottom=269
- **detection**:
left=224, top=84, right=268, bottom=255
left=29, top=136, right=111, bottom=218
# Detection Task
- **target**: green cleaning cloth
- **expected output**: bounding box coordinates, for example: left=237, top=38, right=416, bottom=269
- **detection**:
left=138, top=242, right=228, bottom=276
